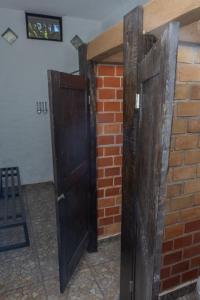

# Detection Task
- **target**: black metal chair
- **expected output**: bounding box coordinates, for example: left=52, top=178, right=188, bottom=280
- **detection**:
left=0, top=167, right=30, bottom=252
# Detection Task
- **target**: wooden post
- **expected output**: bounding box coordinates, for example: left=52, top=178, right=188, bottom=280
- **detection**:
left=120, top=6, right=143, bottom=300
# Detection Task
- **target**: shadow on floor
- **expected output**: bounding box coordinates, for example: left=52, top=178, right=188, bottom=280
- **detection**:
left=0, top=183, right=120, bottom=300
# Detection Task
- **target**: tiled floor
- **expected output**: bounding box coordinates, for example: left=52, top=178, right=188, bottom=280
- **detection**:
left=0, top=183, right=197, bottom=299
left=0, top=183, right=120, bottom=300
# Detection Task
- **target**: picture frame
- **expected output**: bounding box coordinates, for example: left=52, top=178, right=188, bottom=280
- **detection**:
left=25, top=13, right=63, bottom=42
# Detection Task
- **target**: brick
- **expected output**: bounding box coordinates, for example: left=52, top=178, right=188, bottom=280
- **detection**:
left=97, top=113, right=115, bottom=123
left=188, top=120, right=200, bottom=133
left=105, top=167, right=120, bottom=177
left=172, top=119, right=187, bottom=134
left=104, top=102, right=120, bottom=112
left=165, top=212, right=180, bottom=226
left=97, top=102, right=103, bottom=113
left=116, top=89, right=123, bottom=99
left=197, top=165, right=200, bottom=177
left=185, top=220, right=200, bottom=233
left=98, top=89, right=115, bottom=100
left=167, top=168, right=173, bottom=183
left=103, top=223, right=121, bottom=236
left=99, top=216, right=113, bottom=226
left=98, top=65, right=115, bottom=76
left=97, top=124, right=104, bottom=135
left=175, top=135, right=198, bottom=150
left=185, top=150, right=200, bottom=165
left=105, top=206, right=120, bottom=216
left=98, top=209, right=104, bottom=218
left=98, top=227, right=104, bottom=236
left=191, top=85, right=200, bottom=99
left=97, top=136, right=114, bottom=146
left=163, top=241, right=173, bottom=253
left=191, top=256, right=200, bottom=268
left=177, top=46, right=194, bottom=63
left=97, top=169, right=104, bottom=178
left=96, top=77, right=103, bottom=88
left=114, top=156, right=122, bottom=165
left=173, top=166, right=196, bottom=181
left=165, top=224, right=184, bottom=240
left=184, top=244, right=200, bottom=258
left=169, top=151, right=184, bottom=167
left=169, top=195, right=194, bottom=211
left=194, top=193, right=200, bottom=205
left=194, top=232, right=200, bottom=244
left=105, top=187, right=120, bottom=197
left=182, top=269, right=198, bottom=283
left=162, top=275, right=181, bottom=290
left=180, top=207, right=200, bottom=222
left=97, top=178, right=113, bottom=188
left=97, top=189, right=104, bottom=198
left=163, top=251, right=182, bottom=265
left=104, top=77, right=120, bottom=88
left=115, top=66, right=123, bottom=76
left=114, top=215, right=121, bottom=223
left=115, top=113, right=123, bottom=122
left=174, top=235, right=192, bottom=249
left=167, top=184, right=182, bottom=198
left=184, top=179, right=200, bottom=194
left=97, top=157, right=113, bottom=167
left=104, top=146, right=120, bottom=156
left=175, top=84, right=190, bottom=100
left=115, top=196, right=122, bottom=205
left=160, top=267, right=171, bottom=280
left=177, top=64, right=200, bottom=82
left=104, top=124, right=121, bottom=134
left=98, top=198, right=115, bottom=208
left=114, top=177, right=122, bottom=186
left=116, top=135, right=123, bottom=144
left=177, top=102, right=200, bottom=117
left=172, top=261, right=189, bottom=275
left=97, top=147, right=104, bottom=157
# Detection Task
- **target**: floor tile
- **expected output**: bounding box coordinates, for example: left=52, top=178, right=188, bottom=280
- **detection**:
left=91, top=260, right=120, bottom=300
left=2, top=284, right=46, bottom=300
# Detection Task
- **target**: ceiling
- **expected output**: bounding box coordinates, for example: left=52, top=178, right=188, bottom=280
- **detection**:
left=0, top=0, right=133, bottom=21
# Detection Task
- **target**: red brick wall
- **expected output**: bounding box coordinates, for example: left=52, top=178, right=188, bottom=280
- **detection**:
left=96, top=65, right=123, bottom=237
left=160, top=44, right=200, bottom=292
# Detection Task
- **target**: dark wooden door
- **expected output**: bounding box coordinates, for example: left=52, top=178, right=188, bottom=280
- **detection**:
left=48, top=71, right=92, bottom=293
left=120, top=7, right=179, bottom=300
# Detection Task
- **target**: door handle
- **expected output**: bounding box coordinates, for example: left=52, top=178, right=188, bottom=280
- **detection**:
left=57, top=193, right=65, bottom=202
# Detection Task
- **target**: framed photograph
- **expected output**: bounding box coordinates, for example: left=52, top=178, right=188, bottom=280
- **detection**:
left=25, top=13, right=63, bottom=42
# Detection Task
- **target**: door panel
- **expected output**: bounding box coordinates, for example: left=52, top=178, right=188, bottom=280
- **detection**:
left=121, top=6, right=179, bottom=300
left=48, top=71, right=90, bottom=293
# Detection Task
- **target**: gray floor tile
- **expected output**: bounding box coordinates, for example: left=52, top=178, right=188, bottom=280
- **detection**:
left=91, top=260, right=120, bottom=300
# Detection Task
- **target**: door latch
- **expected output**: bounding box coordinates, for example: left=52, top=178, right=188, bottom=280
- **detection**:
left=135, top=93, right=140, bottom=109
left=57, top=193, right=65, bottom=202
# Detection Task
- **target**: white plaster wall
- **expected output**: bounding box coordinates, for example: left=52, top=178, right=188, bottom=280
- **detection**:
left=0, top=8, right=101, bottom=184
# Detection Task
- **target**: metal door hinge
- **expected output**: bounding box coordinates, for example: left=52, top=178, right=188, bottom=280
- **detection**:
left=57, top=193, right=65, bottom=202
left=135, top=93, right=140, bottom=109
left=129, top=280, right=134, bottom=294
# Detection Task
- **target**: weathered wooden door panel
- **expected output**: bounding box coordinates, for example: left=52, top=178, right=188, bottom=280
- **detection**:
left=120, top=6, right=179, bottom=300
left=48, top=71, right=90, bottom=293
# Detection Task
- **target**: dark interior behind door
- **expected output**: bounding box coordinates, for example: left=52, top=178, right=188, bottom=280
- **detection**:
left=48, top=71, right=91, bottom=293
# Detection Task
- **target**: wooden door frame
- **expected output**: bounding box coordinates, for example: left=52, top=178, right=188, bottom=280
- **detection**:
left=78, top=45, right=98, bottom=252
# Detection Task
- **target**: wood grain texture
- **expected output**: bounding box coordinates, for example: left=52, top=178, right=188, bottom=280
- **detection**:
left=120, top=6, right=143, bottom=300
left=87, top=0, right=200, bottom=61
